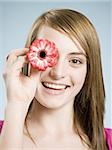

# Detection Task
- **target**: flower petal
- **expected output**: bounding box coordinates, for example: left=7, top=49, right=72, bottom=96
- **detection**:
left=27, top=39, right=59, bottom=71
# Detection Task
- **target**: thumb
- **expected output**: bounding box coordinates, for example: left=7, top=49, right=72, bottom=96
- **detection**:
left=30, top=65, right=40, bottom=81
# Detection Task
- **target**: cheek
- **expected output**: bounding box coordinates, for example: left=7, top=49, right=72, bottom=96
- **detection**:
left=71, top=67, right=87, bottom=87
left=39, top=69, right=50, bottom=79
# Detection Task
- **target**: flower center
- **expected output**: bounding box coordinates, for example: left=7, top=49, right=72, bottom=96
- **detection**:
left=39, top=50, right=46, bottom=58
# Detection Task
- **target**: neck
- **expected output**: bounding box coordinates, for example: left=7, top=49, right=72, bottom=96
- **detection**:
left=28, top=99, right=75, bottom=135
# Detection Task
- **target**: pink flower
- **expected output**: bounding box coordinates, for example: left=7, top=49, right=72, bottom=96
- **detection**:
left=27, top=39, right=59, bottom=71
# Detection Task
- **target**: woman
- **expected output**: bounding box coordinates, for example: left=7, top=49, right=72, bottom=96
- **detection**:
left=0, top=9, right=112, bottom=150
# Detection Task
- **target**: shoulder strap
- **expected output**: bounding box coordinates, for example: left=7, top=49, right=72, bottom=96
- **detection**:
left=0, top=120, right=4, bottom=133
left=104, top=128, right=112, bottom=150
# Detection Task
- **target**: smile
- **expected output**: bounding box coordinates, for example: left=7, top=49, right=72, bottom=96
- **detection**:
left=42, top=82, right=70, bottom=90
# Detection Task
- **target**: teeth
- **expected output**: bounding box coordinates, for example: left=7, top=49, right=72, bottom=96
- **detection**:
left=43, top=82, right=66, bottom=90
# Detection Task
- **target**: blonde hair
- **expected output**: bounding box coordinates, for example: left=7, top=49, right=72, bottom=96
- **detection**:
left=25, top=9, right=107, bottom=149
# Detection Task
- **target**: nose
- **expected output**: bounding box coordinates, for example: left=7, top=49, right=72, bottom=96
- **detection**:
left=49, top=57, right=66, bottom=80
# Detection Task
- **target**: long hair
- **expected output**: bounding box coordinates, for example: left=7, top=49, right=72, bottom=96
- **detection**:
left=24, top=9, right=106, bottom=149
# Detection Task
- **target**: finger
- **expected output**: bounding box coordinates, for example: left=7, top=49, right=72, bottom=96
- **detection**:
left=6, top=48, right=29, bottom=65
left=30, top=66, right=39, bottom=81
left=9, top=56, right=28, bottom=76
left=13, top=55, right=28, bottom=68
left=6, top=54, right=18, bottom=65
left=7, top=48, right=29, bottom=58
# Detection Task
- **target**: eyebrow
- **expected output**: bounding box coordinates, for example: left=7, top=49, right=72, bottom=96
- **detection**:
left=69, top=52, right=87, bottom=57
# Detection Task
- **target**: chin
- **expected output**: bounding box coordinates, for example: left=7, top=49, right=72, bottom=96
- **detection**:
left=35, top=94, right=69, bottom=109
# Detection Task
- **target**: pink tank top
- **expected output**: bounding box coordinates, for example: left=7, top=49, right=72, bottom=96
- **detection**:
left=0, top=120, right=112, bottom=149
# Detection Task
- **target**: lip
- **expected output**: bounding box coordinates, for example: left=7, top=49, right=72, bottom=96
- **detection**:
left=41, top=81, right=70, bottom=95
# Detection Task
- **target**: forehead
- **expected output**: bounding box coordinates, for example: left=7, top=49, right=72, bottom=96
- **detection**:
left=37, top=25, right=86, bottom=55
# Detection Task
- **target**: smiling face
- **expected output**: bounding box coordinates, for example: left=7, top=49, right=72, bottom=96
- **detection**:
left=34, top=26, right=87, bottom=109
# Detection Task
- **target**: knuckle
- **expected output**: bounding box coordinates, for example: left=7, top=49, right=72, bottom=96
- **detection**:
left=2, top=67, right=11, bottom=78
left=11, top=49, right=19, bottom=53
left=2, top=70, right=8, bottom=78
left=10, top=50, right=17, bottom=56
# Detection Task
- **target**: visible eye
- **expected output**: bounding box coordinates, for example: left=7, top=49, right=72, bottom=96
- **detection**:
left=70, top=59, right=82, bottom=64
left=69, top=59, right=82, bottom=65
left=68, top=57, right=86, bottom=68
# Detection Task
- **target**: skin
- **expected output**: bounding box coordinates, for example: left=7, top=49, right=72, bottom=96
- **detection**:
left=23, top=26, right=88, bottom=149
left=1, top=26, right=88, bottom=149
left=35, top=26, right=87, bottom=109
